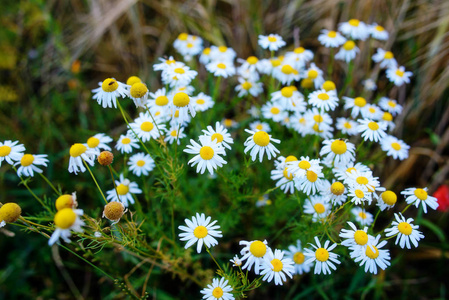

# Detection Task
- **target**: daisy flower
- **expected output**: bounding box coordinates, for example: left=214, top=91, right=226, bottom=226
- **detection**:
left=191, top=92, right=214, bottom=112
left=357, top=119, right=387, bottom=142
left=370, top=23, right=389, bottom=40
left=289, top=113, right=312, bottom=136
left=294, top=166, right=324, bottom=195
left=270, top=166, right=295, bottom=194
left=353, top=235, right=390, bottom=274
left=235, top=78, right=263, bottom=97
left=308, top=89, right=339, bottom=112
left=320, top=139, right=355, bottom=165
left=319, top=180, right=347, bottom=206
left=239, top=240, right=270, bottom=275
left=85, top=133, right=113, bottom=155
left=126, top=76, right=142, bottom=86
left=249, top=121, right=271, bottom=133
left=68, top=143, right=96, bottom=174
left=222, top=118, right=238, bottom=129
left=91, top=78, right=129, bottom=109
left=230, top=255, right=242, bottom=267
left=333, top=162, right=371, bottom=181
left=15, top=153, right=49, bottom=177
left=200, top=277, right=234, bottom=300
left=165, top=126, right=187, bottom=145
left=335, top=40, right=359, bottom=63
left=377, top=190, right=398, bottom=211
left=206, top=60, right=236, bottom=78
left=55, top=192, right=78, bottom=211
left=347, top=185, right=372, bottom=205
left=146, top=88, right=171, bottom=117
left=401, top=187, right=439, bottom=213
left=303, top=195, right=331, bottom=222
left=336, top=118, right=359, bottom=136
left=209, top=45, right=237, bottom=62
left=0, top=140, right=25, bottom=166
left=106, top=174, right=142, bottom=207
left=201, top=122, right=234, bottom=150
left=199, top=47, right=212, bottom=65
left=286, top=156, right=321, bottom=178
left=386, top=65, right=413, bottom=86
left=380, top=135, right=409, bottom=160
left=173, top=34, right=203, bottom=61
left=153, top=56, right=177, bottom=72
left=343, top=96, right=368, bottom=118
left=162, top=62, right=198, bottom=87
left=238, top=55, right=260, bottom=72
left=256, top=194, right=272, bottom=207
left=385, top=213, right=424, bottom=249
left=372, top=48, right=397, bottom=69
left=285, top=47, right=314, bottom=66
left=318, top=29, right=346, bottom=48
left=272, top=62, right=301, bottom=85
left=48, top=208, right=85, bottom=246
left=339, top=222, right=372, bottom=249
left=258, top=34, right=286, bottom=51
left=260, top=248, right=295, bottom=285
left=261, top=102, right=288, bottom=122
left=351, top=207, right=374, bottom=226
left=178, top=213, right=222, bottom=253
left=128, top=153, right=155, bottom=176
left=379, top=97, right=402, bottom=116
left=302, top=63, right=325, bottom=89
left=361, top=104, right=383, bottom=120
left=170, top=92, right=196, bottom=125
left=243, top=129, right=280, bottom=163
left=128, top=112, right=166, bottom=142
left=285, top=240, right=312, bottom=275
left=129, top=82, right=149, bottom=107
left=271, top=86, right=304, bottom=109
left=115, top=134, right=140, bottom=154
left=345, top=169, right=379, bottom=193
left=338, top=19, right=369, bottom=40
left=184, top=136, right=227, bottom=175
left=304, top=237, right=340, bottom=275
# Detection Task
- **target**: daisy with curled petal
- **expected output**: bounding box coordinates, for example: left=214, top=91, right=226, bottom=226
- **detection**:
left=239, top=239, right=270, bottom=275
left=68, top=143, right=96, bottom=175
left=333, top=161, right=371, bottom=181
left=191, top=92, right=214, bottom=112
left=318, top=29, right=346, bottom=48
left=0, top=140, right=25, bottom=166
left=170, top=92, right=196, bottom=125
left=301, top=63, right=325, bottom=89
left=48, top=208, right=85, bottom=246
left=15, top=154, right=49, bottom=177
left=343, top=96, right=368, bottom=118
left=249, top=120, right=271, bottom=133
left=106, top=174, right=142, bottom=207
left=128, top=153, right=155, bottom=176
left=401, top=187, right=439, bottom=213
left=370, top=23, right=389, bottom=40
left=286, top=156, right=321, bottom=179
left=357, top=119, right=387, bottom=142
left=294, top=166, right=324, bottom=195
left=129, top=82, right=149, bottom=107
left=335, top=40, right=360, bottom=63
left=386, top=65, right=413, bottom=86
left=261, top=102, right=288, bottom=122
left=244, top=129, right=281, bottom=163
left=351, top=207, right=374, bottom=226
left=258, top=34, right=286, bottom=51
left=260, top=248, right=295, bottom=285
left=165, top=126, right=186, bottom=145
left=206, top=60, right=236, bottom=78
left=201, top=121, right=234, bottom=150
left=178, top=213, right=222, bottom=253
left=115, top=134, right=140, bottom=154
left=303, top=195, right=331, bottom=222
left=128, top=112, right=166, bottom=143
left=85, top=133, right=113, bottom=155
left=385, top=213, right=424, bottom=249
left=372, top=48, right=397, bottom=69
left=308, top=89, right=339, bottom=112
left=319, top=180, right=347, bottom=206
left=184, top=136, right=227, bottom=175
left=381, top=135, right=410, bottom=160
left=353, top=235, right=390, bottom=274
left=338, top=19, right=369, bottom=40
left=345, top=169, right=380, bottom=194
left=270, top=166, right=296, bottom=194
left=336, top=117, right=359, bottom=136
left=379, top=97, right=403, bottom=116
left=376, top=190, right=398, bottom=211
left=285, top=240, right=312, bottom=275
left=304, top=237, right=341, bottom=275
left=200, top=277, right=234, bottom=300
left=91, top=78, right=129, bottom=109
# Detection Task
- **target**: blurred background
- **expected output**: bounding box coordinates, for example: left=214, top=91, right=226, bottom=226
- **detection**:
left=1, top=0, right=448, bottom=299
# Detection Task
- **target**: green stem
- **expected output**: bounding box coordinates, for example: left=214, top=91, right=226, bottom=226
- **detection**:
left=83, top=160, right=108, bottom=205
left=206, top=246, right=224, bottom=274
left=39, top=173, right=61, bottom=196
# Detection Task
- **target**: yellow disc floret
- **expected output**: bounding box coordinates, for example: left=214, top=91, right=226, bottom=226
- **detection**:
left=20, top=154, right=35, bottom=167
left=155, top=95, right=169, bottom=106
left=98, top=151, right=114, bottom=166
left=366, top=246, right=379, bottom=259
left=307, top=70, right=318, bottom=79
left=315, top=248, right=329, bottom=262
left=281, top=65, right=294, bottom=75
left=354, top=230, right=368, bottom=245
left=298, top=160, right=311, bottom=170
left=281, top=87, right=293, bottom=98
left=101, top=78, right=119, bottom=93
left=398, top=222, right=413, bottom=235
left=247, top=56, right=258, bottom=64
left=136, top=160, right=146, bottom=167
left=0, top=202, right=22, bottom=223
left=354, top=97, right=366, bottom=107
left=200, top=146, right=214, bottom=160
left=331, top=139, right=348, bottom=155
left=211, top=133, right=224, bottom=143
left=249, top=240, right=267, bottom=257
left=253, top=131, right=270, bottom=147
left=0, top=145, right=12, bottom=157
left=368, top=121, right=379, bottom=131
left=283, top=168, right=293, bottom=180
left=212, top=287, right=223, bottom=298
left=343, top=41, right=355, bottom=51
left=270, top=107, right=280, bottom=114
left=241, top=81, right=252, bottom=90
left=130, top=83, right=148, bottom=98
left=87, top=137, right=100, bottom=148
left=140, top=121, right=154, bottom=132
left=384, top=51, right=394, bottom=59
left=317, top=93, right=330, bottom=101
left=194, top=225, right=208, bottom=239
left=414, top=188, right=428, bottom=200
left=306, top=170, right=318, bottom=182
left=54, top=208, right=77, bottom=229
left=331, top=182, right=345, bottom=195
left=381, top=191, right=397, bottom=205
left=70, top=143, right=87, bottom=157
left=285, top=155, right=298, bottom=163
left=126, top=76, right=141, bottom=86
left=55, top=194, right=76, bottom=211
left=314, top=203, right=325, bottom=214
left=271, top=258, right=283, bottom=272
left=349, top=19, right=360, bottom=26
left=173, top=92, right=190, bottom=107
left=327, top=31, right=337, bottom=38
left=293, top=252, right=305, bottom=264
left=322, top=81, right=336, bottom=91
left=116, top=184, right=129, bottom=195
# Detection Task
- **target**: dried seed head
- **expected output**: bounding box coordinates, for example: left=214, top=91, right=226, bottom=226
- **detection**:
left=103, top=202, right=125, bottom=222
left=98, top=151, right=114, bottom=166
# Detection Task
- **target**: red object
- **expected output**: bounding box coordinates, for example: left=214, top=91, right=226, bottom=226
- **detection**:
left=433, top=184, right=449, bottom=212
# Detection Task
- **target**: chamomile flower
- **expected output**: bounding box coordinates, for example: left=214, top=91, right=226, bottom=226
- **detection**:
left=353, top=235, right=390, bottom=274
left=381, top=135, right=409, bottom=160
left=173, top=33, right=203, bottom=60
left=285, top=240, right=312, bottom=275
left=258, top=34, right=286, bottom=51
left=370, top=23, right=389, bottom=40
left=238, top=55, right=260, bottom=72
left=261, top=102, right=288, bottom=122
left=243, top=129, right=280, bottom=163
left=239, top=240, right=270, bottom=275
left=85, top=133, right=113, bottom=155
left=386, top=65, right=413, bottom=86
left=379, top=97, right=403, bottom=116
left=128, top=153, right=155, bottom=176
left=128, top=112, right=166, bottom=142
left=260, top=248, right=295, bottom=285
left=294, top=167, right=324, bottom=195
left=206, top=60, right=236, bottom=78
left=304, top=237, right=340, bottom=275
left=153, top=56, right=177, bottom=72
left=222, top=118, right=238, bottom=129
left=377, top=190, right=398, bottom=211
left=345, top=169, right=379, bottom=193
left=335, top=40, right=359, bottom=62
left=201, top=122, right=234, bottom=150
left=372, top=48, right=397, bottom=69
left=319, top=180, right=347, bottom=206
left=115, top=134, right=140, bottom=154
left=256, top=194, right=272, bottom=207
left=361, top=104, right=383, bottom=120
left=48, top=208, right=85, bottom=246
left=336, top=118, right=359, bottom=136
left=147, top=88, right=170, bottom=116
left=303, top=195, right=331, bottom=221
left=165, top=126, right=187, bottom=145
left=401, top=187, right=439, bottom=213
left=184, top=136, right=227, bottom=175
left=249, top=121, right=271, bottom=133
left=15, top=154, right=49, bottom=177
left=230, top=255, right=242, bottom=267
left=68, top=143, right=96, bottom=174
left=285, top=47, right=314, bottom=66
left=0, top=140, right=25, bottom=166
left=347, top=185, right=372, bottom=205
left=91, top=78, right=129, bottom=109
left=318, top=29, right=346, bottom=48
left=169, top=92, right=196, bottom=125
left=286, top=156, right=321, bottom=178
left=129, top=82, right=149, bottom=107
left=339, top=222, right=372, bottom=249
left=192, top=92, right=214, bottom=112
left=235, top=78, right=263, bottom=97
left=289, top=113, right=312, bottom=136
left=343, top=96, right=368, bottom=118
left=357, top=119, right=387, bottom=142
left=333, top=161, right=371, bottom=181
left=106, top=174, right=142, bottom=207
left=271, top=166, right=295, bottom=194
left=271, top=86, right=304, bottom=109
left=210, top=45, right=237, bottom=62
left=272, top=62, right=301, bottom=85
left=351, top=207, right=374, bottom=226
left=385, top=213, right=424, bottom=249
left=163, top=62, right=198, bottom=87
left=308, top=89, right=339, bottom=112
left=200, top=277, right=234, bottom=300
left=178, top=213, right=222, bottom=253
left=199, top=47, right=212, bottom=65
left=302, top=63, right=325, bottom=89
left=338, top=19, right=369, bottom=40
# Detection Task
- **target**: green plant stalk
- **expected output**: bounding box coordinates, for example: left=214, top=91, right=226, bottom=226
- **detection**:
left=38, top=172, right=61, bottom=196
left=83, top=159, right=108, bottom=205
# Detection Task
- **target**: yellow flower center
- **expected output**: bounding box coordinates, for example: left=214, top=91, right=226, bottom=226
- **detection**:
left=271, top=58, right=281, bottom=67
left=136, top=160, right=146, bottom=167
left=130, top=83, right=148, bottom=98
left=101, top=78, right=119, bottom=93
left=116, top=184, right=129, bottom=195
left=253, top=131, right=270, bottom=147
left=256, top=124, right=263, bottom=130
left=217, top=63, right=226, bottom=69
left=322, top=81, right=336, bottom=91
left=314, top=203, right=325, bottom=214
left=306, top=170, right=318, bottom=182
left=212, top=287, right=223, bottom=298
left=211, top=133, right=224, bottom=143
left=242, top=81, right=252, bottom=90
left=331, top=182, right=345, bottom=195
left=203, top=47, right=211, bottom=55
left=344, top=122, right=352, bottom=129
left=368, top=121, right=379, bottom=131
left=398, top=222, right=413, bottom=235
left=281, top=65, right=294, bottom=75
left=355, top=189, right=365, bottom=198
left=199, top=146, right=214, bottom=160
left=354, top=230, right=368, bottom=245
left=317, top=93, right=329, bottom=101
left=249, top=240, right=267, bottom=257
left=384, top=51, right=394, bottom=59
left=359, top=211, right=367, bottom=219
left=166, top=59, right=176, bottom=65
left=0, top=145, right=12, bottom=157
left=293, top=252, right=305, bottom=264
left=366, top=246, right=379, bottom=259
left=301, top=78, right=313, bottom=89
left=349, top=19, right=360, bottom=26
left=383, top=112, right=393, bottom=122
left=280, top=87, right=293, bottom=98
left=193, top=225, right=208, bottom=238
left=173, top=92, right=190, bottom=107
left=20, top=154, right=34, bottom=167
left=218, top=46, right=228, bottom=52
left=247, top=56, right=259, bottom=64
left=369, top=108, right=376, bottom=114
left=56, top=194, right=74, bottom=211
left=375, top=25, right=385, bottom=32
left=307, top=70, right=318, bottom=79
left=283, top=168, right=293, bottom=180
left=381, top=191, right=397, bottom=205
left=196, top=99, right=205, bottom=105
left=54, top=208, right=77, bottom=229
left=395, top=70, right=404, bottom=77
left=174, top=110, right=180, bottom=118
left=178, top=33, right=188, bottom=41
left=331, top=140, right=347, bottom=155
left=0, top=202, right=22, bottom=223
left=126, top=76, right=141, bottom=86
left=285, top=155, right=298, bottom=162
left=298, top=160, right=311, bottom=169
left=224, top=119, right=233, bottom=127
left=315, top=248, right=329, bottom=262
left=414, top=188, right=428, bottom=200
left=343, top=41, right=356, bottom=51
left=327, top=31, right=337, bottom=38
left=313, top=115, right=323, bottom=123
left=356, top=176, right=369, bottom=185
left=170, top=130, right=178, bottom=137
left=87, top=137, right=100, bottom=148
left=140, top=121, right=154, bottom=132
left=186, top=43, right=193, bottom=48
left=70, top=143, right=87, bottom=157
left=391, top=142, right=401, bottom=151
left=388, top=100, right=396, bottom=107
left=346, top=167, right=356, bottom=173
left=174, top=68, right=185, bottom=74
left=155, top=95, right=169, bottom=106
left=299, top=117, right=306, bottom=124
left=268, top=36, right=277, bottom=42
left=271, top=258, right=283, bottom=272
left=354, top=97, right=367, bottom=107
left=122, top=138, right=131, bottom=144
left=270, top=107, right=280, bottom=115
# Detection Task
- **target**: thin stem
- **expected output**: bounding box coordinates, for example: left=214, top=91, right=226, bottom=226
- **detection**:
left=370, top=209, right=382, bottom=231
left=108, top=165, right=121, bottom=203
left=39, top=173, right=61, bottom=196
left=83, top=160, right=108, bottom=205
left=206, top=246, right=224, bottom=273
